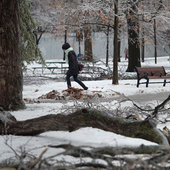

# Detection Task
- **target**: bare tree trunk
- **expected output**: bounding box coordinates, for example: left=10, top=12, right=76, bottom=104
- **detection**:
left=63, top=29, right=68, bottom=60
left=0, top=0, right=25, bottom=110
left=64, top=29, right=67, bottom=43
left=106, top=26, right=110, bottom=67
left=84, top=26, right=93, bottom=61
left=154, top=18, right=157, bottom=64
left=34, top=27, right=45, bottom=45
left=118, top=38, right=121, bottom=62
left=76, top=29, right=83, bottom=55
left=141, top=14, right=145, bottom=62
left=0, top=108, right=168, bottom=145
left=141, top=33, right=145, bottom=63
left=78, top=39, right=81, bottom=54
left=112, top=0, right=119, bottom=85
left=126, top=0, right=141, bottom=72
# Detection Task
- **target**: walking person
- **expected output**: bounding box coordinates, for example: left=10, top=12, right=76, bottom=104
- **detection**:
left=62, top=43, right=88, bottom=90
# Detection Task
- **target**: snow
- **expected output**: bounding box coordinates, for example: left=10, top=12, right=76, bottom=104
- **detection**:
left=0, top=56, right=170, bottom=163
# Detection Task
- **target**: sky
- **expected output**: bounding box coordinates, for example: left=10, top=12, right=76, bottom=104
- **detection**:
left=0, top=56, right=170, bottom=164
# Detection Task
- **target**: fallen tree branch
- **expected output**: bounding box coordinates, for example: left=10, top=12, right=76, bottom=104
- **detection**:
left=0, top=108, right=169, bottom=145
left=152, top=95, right=170, bottom=118
left=28, top=148, right=48, bottom=169
left=46, top=144, right=170, bottom=169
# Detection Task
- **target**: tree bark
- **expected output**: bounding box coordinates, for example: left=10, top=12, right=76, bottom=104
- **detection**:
left=126, top=0, right=141, bottom=72
left=0, top=108, right=168, bottom=145
left=84, top=26, right=93, bottom=61
left=112, top=0, right=119, bottom=85
left=118, top=37, right=121, bottom=62
left=106, top=26, right=109, bottom=67
left=141, top=33, right=145, bottom=63
left=141, top=14, right=145, bottom=62
left=33, top=26, right=45, bottom=45
left=0, top=0, right=25, bottom=110
left=153, top=18, right=157, bottom=64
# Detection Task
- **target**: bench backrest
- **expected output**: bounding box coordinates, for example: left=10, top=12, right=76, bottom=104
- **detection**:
left=135, top=66, right=166, bottom=78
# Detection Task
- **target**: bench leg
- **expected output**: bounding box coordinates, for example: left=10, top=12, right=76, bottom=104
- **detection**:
left=146, top=78, right=149, bottom=87
left=137, top=79, right=140, bottom=87
left=163, top=79, right=166, bottom=86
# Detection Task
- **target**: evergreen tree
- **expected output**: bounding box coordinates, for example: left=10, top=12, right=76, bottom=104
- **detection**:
left=20, top=0, right=44, bottom=67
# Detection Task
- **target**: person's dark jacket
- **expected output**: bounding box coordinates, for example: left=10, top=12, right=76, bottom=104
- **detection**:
left=67, top=50, right=79, bottom=76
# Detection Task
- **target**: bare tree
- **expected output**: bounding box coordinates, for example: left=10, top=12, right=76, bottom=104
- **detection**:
left=29, top=0, right=170, bottom=75
left=126, top=0, right=141, bottom=72
left=113, top=0, right=119, bottom=84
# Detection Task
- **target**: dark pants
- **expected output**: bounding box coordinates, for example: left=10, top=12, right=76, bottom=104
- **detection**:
left=66, top=73, right=87, bottom=89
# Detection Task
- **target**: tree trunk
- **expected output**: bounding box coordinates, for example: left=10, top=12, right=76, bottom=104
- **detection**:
left=141, top=33, right=145, bottom=63
left=112, top=0, right=119, bottom=85
left=0, top=0, right=25, bottom=110
left=64, top=29, right=67, bottom=43
left=63, top=29, right=68, bottom=60
left=106, top=26, right=110, bottom=67
left=118, top=38, right=121, bottom=62
left=0, top=108, right=168, bottom=145
left=78, top=39, right=81, bottom=54
left=126, top=0, right=141, bottom=72
left=84, top=26, right=93, bottom=61
left=76, top=29, right=83, bottom=55
left=154, top=18, right=157, bottom=64
left=141, top=14, right=145, bottom=62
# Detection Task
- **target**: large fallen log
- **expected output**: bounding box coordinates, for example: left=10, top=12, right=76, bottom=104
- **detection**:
left=0, top=108, right=169, bottom=145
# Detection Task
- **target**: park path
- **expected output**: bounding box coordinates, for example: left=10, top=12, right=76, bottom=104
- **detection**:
left=23, top=75, right=170, bottom=104
left=96, top=91, right=170, bottom=105
left=125, top=91, right=170, bottom=104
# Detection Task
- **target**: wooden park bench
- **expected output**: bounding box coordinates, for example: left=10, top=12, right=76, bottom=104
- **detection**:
left=135, top=66, right=170, bottom=87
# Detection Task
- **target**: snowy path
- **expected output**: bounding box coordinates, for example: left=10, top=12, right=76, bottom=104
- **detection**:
left=90, top=91, right=170, bottom=104
left=127, top=91, right=170, bottom=104
left=31, top=91, right=170, bottom=105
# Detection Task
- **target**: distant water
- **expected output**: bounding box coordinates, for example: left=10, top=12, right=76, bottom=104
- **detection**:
left=38, top=32, right=170, bottom=60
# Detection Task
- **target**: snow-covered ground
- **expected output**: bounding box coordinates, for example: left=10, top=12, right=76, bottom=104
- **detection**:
left=0, top=56, right=170, bottom=164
